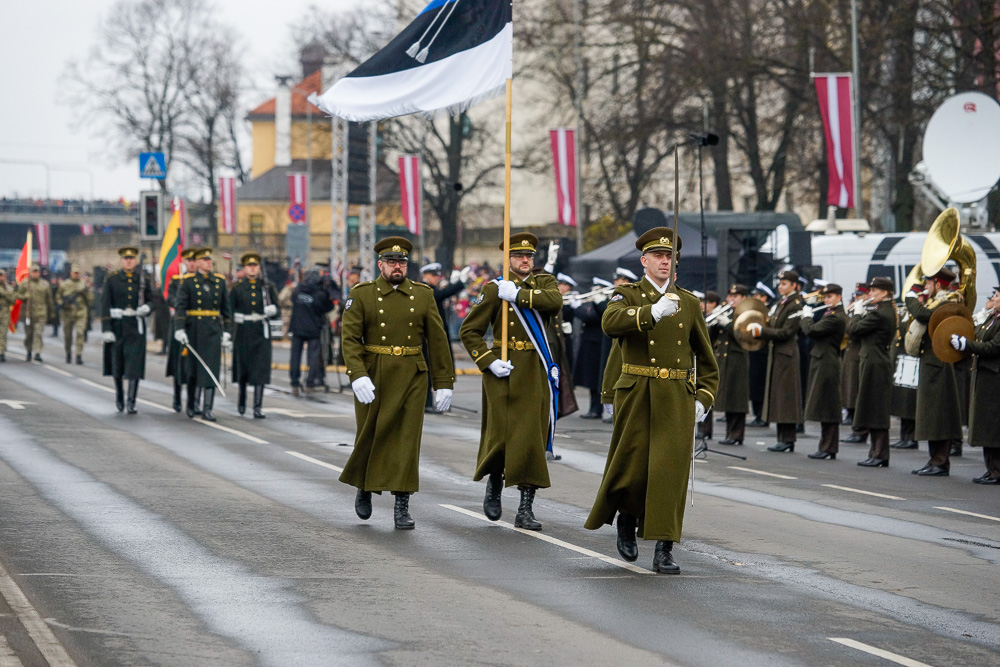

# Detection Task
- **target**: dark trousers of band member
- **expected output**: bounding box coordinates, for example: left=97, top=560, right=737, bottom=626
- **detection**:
left=726, top=412, right=745, bottom=442
left=776, top=423, right=797, bottom=444
left=927, top=440, right=951, bottom=470
left=818, top=423, right=839, bottom=453
left=867, top=429, right=890, bottom=460
left=984, top=448, right=1000, bottom=479
left=698, top=409, right=713, bottom=439
left=289, top=335, right=323, bottom=387
left=900, top=418, right=916, bottom=442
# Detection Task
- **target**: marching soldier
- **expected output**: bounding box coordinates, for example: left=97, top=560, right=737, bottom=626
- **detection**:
left=460, top=233, right=562, bottom=530
left=799, top=284, right=848, bottom=459
left=230, top=252, right=279, bottom=418
left=950, top=285, right=1000, bottom=484
left=747, top=270, right=804, bottom=452
left=101, top=247, right=154, bottom=413
left=16, top=264, right=54, bottom=362
left=56, top=264, right=93, bottom=364
left=166, top=248, right=197, bottom=412
left=340, top=237, right=454, bottom=529
left=173, top=247, right=231, bottom=422
left=906, top=268, right=962, bottom=476
left=0, top=269, right=14, bottom=362
left=847, top=277, right=896, bottom=467
left=585, top=228, right=718, bottom=573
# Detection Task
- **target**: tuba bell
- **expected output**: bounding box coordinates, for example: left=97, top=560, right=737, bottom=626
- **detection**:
left=901, top=207, right=978, bottom=310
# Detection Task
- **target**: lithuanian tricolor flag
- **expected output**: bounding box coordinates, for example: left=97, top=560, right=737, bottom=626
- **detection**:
left=158, top=198, right=183, bottom=299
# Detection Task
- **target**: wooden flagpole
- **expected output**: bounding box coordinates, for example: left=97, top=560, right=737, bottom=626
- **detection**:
left=501, top=78, right=512, bottom=362
left=669, top=148, right=679, bottom=295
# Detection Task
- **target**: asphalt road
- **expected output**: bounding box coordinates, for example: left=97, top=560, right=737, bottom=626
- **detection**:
left=0, top=330, right=997, bottom=666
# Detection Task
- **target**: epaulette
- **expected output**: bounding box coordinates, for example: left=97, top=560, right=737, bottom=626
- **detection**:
left=412, top=281, right=433, bottom=289
left=182, top=273, right=195, bottom=278
left=354, top=280, right=375, bottom=289
left=171, top=274, right=181, bottom=280
left=214, top=272, right=226, bottom=279
left=620, top=282, right=642, bottom=289
left=676, top=286, right=697, bottom=297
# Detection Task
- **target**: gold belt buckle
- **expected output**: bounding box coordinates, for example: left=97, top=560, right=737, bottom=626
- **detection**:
left=658, top=367, right=670, bottom=379
left=392, top=346, right=403, bottom=356
left=515, top=341, right=525, bottom=350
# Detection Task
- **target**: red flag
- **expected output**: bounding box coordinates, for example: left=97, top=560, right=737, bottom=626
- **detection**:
left=288, top=173, right=308, bottom=224
left=815, top=74, right=855, bottom=209
left=80, top=224, right=94, bottom=236
left=219, top=177, right=236, bottom=234
left=35, top=223, right=50, bottom=266
left=549, top=129, right=578, bottom=227
left=9, top=231, right=31, bottom=333
left=398, top=155, right=421, bottom=235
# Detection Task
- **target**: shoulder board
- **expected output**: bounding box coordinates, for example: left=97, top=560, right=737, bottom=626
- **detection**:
left=676, top=287, right=697, bottom=298
left=214, top=273, right=226, bottom=279
left=411, top=281, right=433, bottom=289
left=620, top=282, right=642, bottom=289
left=182, top=273, right=195, bottom=278
left=355, top=280, right=375, bottom=288
left=171, top=274, right=181, bottom=281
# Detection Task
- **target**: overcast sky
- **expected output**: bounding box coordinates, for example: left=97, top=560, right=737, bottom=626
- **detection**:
left=0, top=0, right=356, bottom=202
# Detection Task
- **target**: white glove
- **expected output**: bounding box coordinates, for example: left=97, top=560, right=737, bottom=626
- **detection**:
left=459, top=266, right=472, bottom=283
left=136, top=303, right=151, bottom=317
left=110, top=308, right=124, bottom=319
left=102, top=331, right=116, bottom=344
left=904, top=292, right=919, bottom=302
left=568, top=297, right=582, bottom=309
left=695, top=400, right=707, bottom=423
left=747, top=322, right=763, bottom=338
left=264, top=304, right=278, bottom=317
left=435, top=388, right=453, bottom=412
left=488, top=359, right=514, bottom=378
left=592, top=291, right=608, bottom=305
left=651, top=296, right=679, bottom=321
left=716, top=313, right=731, bottom=327
left=797, top=306, right=814, bottom=319
left=547, top=241, right=560, bottom=266
left=496, top=280, right=519, bottom=303
left=951, top=334, right=967, bottom=351
left=222, top=332, right=232, bottom=350
left=352, top=376, right=376, bottom=404
left=853, top=300, right=868, bottom=316
left=174, top=329, right=189, bottom=345
left=561, top=321, right=572, bottom=335
left=450, top=269, right=462, bottom=283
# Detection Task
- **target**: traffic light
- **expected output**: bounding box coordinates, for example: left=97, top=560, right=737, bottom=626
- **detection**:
left=140, top=191, right=162, bottom=239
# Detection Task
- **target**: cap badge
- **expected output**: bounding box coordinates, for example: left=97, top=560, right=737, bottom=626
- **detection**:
left=391, top=245, right=401, bottom=252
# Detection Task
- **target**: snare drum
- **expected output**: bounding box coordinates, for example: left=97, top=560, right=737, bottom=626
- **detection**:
left=893, top=355, right=920, bottom=389
left=268, top=319, right=284, bottom=338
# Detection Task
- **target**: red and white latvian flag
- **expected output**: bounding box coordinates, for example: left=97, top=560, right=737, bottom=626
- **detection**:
left=398, top=155, right=422, bottom=235
left=549, top=129, right=577, bottom=227
left=35, top=223, right=50, bottom=266
left=815, top=74, right=855, bottom=209
left=288, top=173, right=308, bottom=225
left=219, top=176, right=236, bottom=234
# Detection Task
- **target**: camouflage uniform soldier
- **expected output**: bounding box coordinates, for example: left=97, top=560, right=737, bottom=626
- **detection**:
left=16, top=264, right=54, bottom=362
left=0, top=269, right=15, bottom=362
left=56, top=264, right=93, bottom=364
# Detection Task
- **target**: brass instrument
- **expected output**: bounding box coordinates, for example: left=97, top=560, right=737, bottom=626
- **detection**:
left=801, top=288, right=824, bottom=305
left=901, top=207, right=978, bottom=311
left=704, top=303, right=733, bottom=325
left=563, top=285, right=615, bottom=304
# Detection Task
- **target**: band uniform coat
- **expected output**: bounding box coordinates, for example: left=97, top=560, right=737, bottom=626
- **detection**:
left=890, top=314, right=917, bottom=419
left=165, top=274, right=186, bottom=378
left=906, top=296, right=963, bottom=442
left=848, top=300, right=895, bottom=430
left=101, top=269, right=154, bottom=379
left=173, top=271, right=231, bottom=388
left=967, top=311, right=1000, bottom=448
left=230, top=277, right=280, bottom=386
left=801, top=304, right=848, bottom=424
left=710, top=318, right=749, bottom=414
left=760, top=292, right=804, bottom=424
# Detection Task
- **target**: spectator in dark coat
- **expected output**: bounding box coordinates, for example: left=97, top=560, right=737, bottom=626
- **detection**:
left=288, top=268, right=336, bottom=395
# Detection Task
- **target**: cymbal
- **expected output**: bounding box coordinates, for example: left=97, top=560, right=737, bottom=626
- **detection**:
left=733, top=310, right=765, bottom=351
left=931, top=315, right=975, bottom=364
left=928, top=302, right=971, bottom=338
left=734, top=298, right=768, bottom=318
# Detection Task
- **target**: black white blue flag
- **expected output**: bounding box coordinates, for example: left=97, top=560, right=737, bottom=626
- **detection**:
left=310, top=0, right=513, bottom=121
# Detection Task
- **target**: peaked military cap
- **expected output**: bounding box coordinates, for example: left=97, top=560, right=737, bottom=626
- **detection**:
left=635, top=227, right=682, bottom=253
left=118, top=246, right=139, bottom=258
left=868, top=276, right=894, bottom=293
left=240, top=252, right=261, bottom=266
left=728, top=283, right=749, bottom=296
left=375, top=236, right=412, bottom=259
left=181, top=247, right=198, bottom=260
left=193, top=247, right=214, bottom=260
left=777, top=269, right=799, bottom=284
left=821, top=283, right=843, bottom=295
left=502, top=233, right=539, bottom=253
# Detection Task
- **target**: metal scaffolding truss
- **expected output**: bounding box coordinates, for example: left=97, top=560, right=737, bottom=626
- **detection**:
left=357, top=121, right=378, bottom=280
left=329, top=116, right=349, bottom=281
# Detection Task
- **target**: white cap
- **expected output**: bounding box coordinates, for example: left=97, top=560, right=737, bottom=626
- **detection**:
left=420, top=262, right=442, bottom=274
left=813, top=278, right=829, bottom=287
left=556, top=273, right=578, bottom=287
left=754, top=281, right=775, bottom=299
left=593, top=277, right=613, bottom=288
left=614, top=266, right=638, bottom=281
left=691, top=290, right=705, bottom=299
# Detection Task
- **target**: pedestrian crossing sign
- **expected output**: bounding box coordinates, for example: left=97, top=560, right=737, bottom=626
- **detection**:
left=139, top=152, right=166, bottom=180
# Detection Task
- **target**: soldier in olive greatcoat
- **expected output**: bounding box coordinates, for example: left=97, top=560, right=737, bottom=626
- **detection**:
left=800, top=284, right=849, bottom=459
left=0, top=269, right=15, bottom=362
left=101, top=247, right=154, bottom=413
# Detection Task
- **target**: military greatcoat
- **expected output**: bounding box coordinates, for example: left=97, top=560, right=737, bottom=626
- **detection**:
left=967, top=311, right=1000, bottom=447
left=101, top=269, right=154, bottom=379
left=340, top=276, right=454, bottom=493
left=230, top=277, right=280, bottom=386
left=890, top=314, right=917, bottom=419
left=710, top=319, right=748, bottom=414
left=165, top=274, right=186, bottom=379
left=848, top=300, right=895, bottom=430
left=174, top=271, right=231, bottom=388
left=840, top=336, right=861, bottom=410
left=760, top=292, right=804, bottom=424
left=585, top=278, right=719, bottom=542
left=460, top=273, right=562, bottom=489
left=906, top=296, right=963, bottom=441
left=801, top=304, right=848, bottom=423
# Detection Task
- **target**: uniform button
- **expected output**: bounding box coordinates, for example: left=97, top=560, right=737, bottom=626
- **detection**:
left=407, top=335, right=411, bottom=340
left=649, top=340, right=655, bottom=345
left=379, top=309, right=384, bottom=314
left=677, top=358, right=681, bottom=363
left=679, top=323, right=684, bottom=328
left=409, top=322, right=413, bottom=327
left=677, top=341, right=682, bottom=346
left=380, top=322, right=385, bottom=327
left=410, top=308, right=414, bottom=313
left=378, top=297, right=383, bottom=302
left=381, top=336, right=386, bottom=341
left=651, top=358, right=656, bottom=362
left=724, top=353, right=728, bottom=357
left=410, top=296, right=415, bottom=300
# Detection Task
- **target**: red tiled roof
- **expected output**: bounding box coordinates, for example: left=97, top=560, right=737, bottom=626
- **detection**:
left=248, top=69, right=324, bottom=117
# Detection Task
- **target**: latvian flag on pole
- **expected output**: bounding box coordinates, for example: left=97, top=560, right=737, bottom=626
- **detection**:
left=814, top=74, right=855, bottom=210
left=549, top=129, right=577, bottom=227
left=34, top=223, right=50, bottom=266
left=219, top=176, right=236, bottom=234
left=310, top=0, right=513, bottom=121
left=398, top=156, right=422, bottom=235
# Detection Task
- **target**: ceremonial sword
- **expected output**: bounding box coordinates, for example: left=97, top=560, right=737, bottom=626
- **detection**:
left=183, top=342, right=227, bottom=397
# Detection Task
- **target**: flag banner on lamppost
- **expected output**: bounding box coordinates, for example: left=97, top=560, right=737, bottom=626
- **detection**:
left=309, top=0, right=513, bottom=121
left=219, top=176, right=236, bottom=234
left=815, top=73, right=856, bottom=209
left=34, top=223, right=50, bottom=266
left=549, top=128, right=577, bottom=227
left=288, top=172, right=308, bottom=224
left=398, top=155, right=422, bottom=235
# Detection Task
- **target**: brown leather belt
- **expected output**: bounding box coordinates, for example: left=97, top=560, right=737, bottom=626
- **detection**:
left=363, top=344, right=421, bottom=356
left=621, top=363, right=691, bottom=380
left=187, top=310, right=220, bottom=317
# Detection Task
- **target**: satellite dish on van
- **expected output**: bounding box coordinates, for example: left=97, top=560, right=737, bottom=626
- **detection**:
left=922, top=92, right=1000, bottom=204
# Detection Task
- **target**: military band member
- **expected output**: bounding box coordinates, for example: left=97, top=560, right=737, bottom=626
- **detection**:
left=585, top=228, right=719, bottom=574
left=847, top=277, right=896, bottom=467
left=906, top=268, right=962, bottom=476
left=747, top=270, right=804, bottom=452
left=173, top=247, right=231, bottom=422
left=56, top=265, right=93, bottom=364
left=708, top=284, right=750, bottom=445
left=341, top=237, right=454, bottom=529
left=796, top=283, right=849, bottom=459
left=697, top=290, right=722, bottom=440
left=890, top=306, right=919, bottom=450
left=747, top=283, right=773, bottom=426
left=166, top=248, right=197, bottom=412
left=0, top=269, right=14, bottom=362
left=460, top=233, right=562, bottom=530
left=950, top=285, right=1000, bottom=484
left=841, top=283, right=870, bottom=440
left=16, top=264, right=54, bottom=362
left=230, top=252, right=279, bottom=418
left=101, top=247, right=154, bottom=413
left=575, top=277, right=613, bottom=418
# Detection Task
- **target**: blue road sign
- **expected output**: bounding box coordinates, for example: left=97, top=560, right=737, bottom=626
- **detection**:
left=139, top=152, right=166, bottom=180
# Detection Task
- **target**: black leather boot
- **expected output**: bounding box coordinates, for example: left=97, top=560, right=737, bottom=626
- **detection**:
left=201, top=388, right=216, bottom=422
left=483, top=472, right=503, bottom=521
left=616, top=513, right=638, bottom=562
left=185, top=381, right=197, bottom=418
left=66, top=352, right=71, bottom=364
left=194, top=387, right=203, bottom=415
left=76, top=354, right=83, bottom=365
left=393, top=492, right=415, bottom=530
left=252, top=385, right=266, bottom=419
left=355, top=489, right=372, bottom=520
left=237, top=381, right=247, bottom=415
left=514, top=487, right=542, bottom=531
left=126, top=379, right=139, bottom=414
left=172, top=380, right=182, bottom=412
left=114, top=378, right=124, bottom=413
left=653, top=540, right=680, bottom=574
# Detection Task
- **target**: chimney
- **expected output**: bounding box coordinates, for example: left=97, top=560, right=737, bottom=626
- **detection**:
left=274, top=75, right=292, bottom=168
left=300, top=43, right=326, bottom=79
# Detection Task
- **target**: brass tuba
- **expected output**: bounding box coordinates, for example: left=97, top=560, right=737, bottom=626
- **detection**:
left=901, top=207, right=978, bottom=311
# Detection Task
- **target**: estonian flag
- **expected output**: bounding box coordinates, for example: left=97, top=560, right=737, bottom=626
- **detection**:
left=310, top=0, right=513, bottom=122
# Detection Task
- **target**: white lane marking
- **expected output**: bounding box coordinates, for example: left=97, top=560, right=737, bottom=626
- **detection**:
left=0, top=632, right=23, bottom=667
left=822, top=484, right=905, bottom=501
left=727, top=466, right=797, bottom=480
left=136, top=398, right=173, bottom=413
left=440, top=504, right=652, bottom=575
left=285, top=451, right=343, bottom=473
left=0, top=400, right=35, bottom=410
left=76, top=378, right=113, bottom=393
left=828, top=637, right=932, bottom=666
left=934, top=506, right=1000, bottom=523
left=268, top=408, right=343, bottom=418
left=41, top=364, right=74, bottom=378
left=0, top=560, right=75, bottom=666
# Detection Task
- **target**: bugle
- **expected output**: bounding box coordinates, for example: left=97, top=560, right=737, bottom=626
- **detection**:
left=704, top=303, right=733, bottom=325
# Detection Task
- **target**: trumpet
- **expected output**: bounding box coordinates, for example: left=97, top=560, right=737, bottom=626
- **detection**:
left=801, top=288, right=824, bottom=305
left=563, top=285, right=615, bottom=304
left=704, top=303, right=733, bottom=325
left=973, top=307, right=995, bottom=327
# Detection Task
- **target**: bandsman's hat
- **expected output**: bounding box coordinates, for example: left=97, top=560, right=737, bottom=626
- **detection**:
left=821, top=283, right=843, bottom=295
left=193, top=247, right=213, bottom=260
left=420, top=262, right=443, bottom=274
left=118, top=246, right=139, bottom=258
left=375, top=236, right=412, bottom=259
left=777, top=269, right=800, bottom=284
left=556, top=273, right=578, bottom=287
left=501, top=233, right=539, bottom=253
left=753, top=281, right=775, bottom=299
left=728, top=283, right=749, bottom=296
left=240, top=252, right=262, bottom=266
left=703, top=290, right=722, bottom=303
left=593, top=277, right=613, bottom=288
left=923, top=267, right=956, bottom=285
left=635, top=227, right=681, bottom=253
left=614, top=266, right=638, bottom=281
left=868, top=276, right=895, bottom=294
